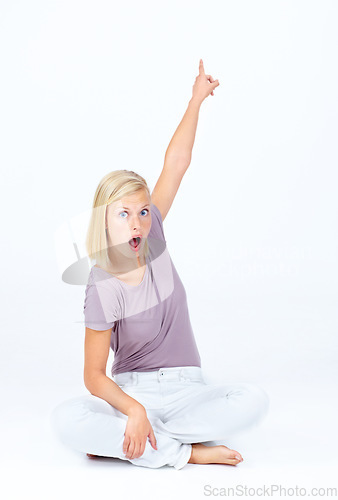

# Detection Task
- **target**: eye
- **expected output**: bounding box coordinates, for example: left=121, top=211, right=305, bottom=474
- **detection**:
left=118, top=209, right=149, bottom=218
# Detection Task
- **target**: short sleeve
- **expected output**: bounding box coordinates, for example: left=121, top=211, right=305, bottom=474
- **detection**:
left=83, top=282, right=119, bottom=331
left=149, top=203, right=165, bottom=242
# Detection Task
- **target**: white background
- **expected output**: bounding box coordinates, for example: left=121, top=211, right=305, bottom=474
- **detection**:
left=0, top=0, right=337, bottom=498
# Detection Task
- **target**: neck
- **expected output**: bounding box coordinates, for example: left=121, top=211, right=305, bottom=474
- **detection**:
left=106, top=249, right=146, bottom=275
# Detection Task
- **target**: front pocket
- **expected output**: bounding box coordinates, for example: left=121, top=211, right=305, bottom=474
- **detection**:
left=121, top=384, right=161, bottom=410
left=180, top=378, right=207, bottom=385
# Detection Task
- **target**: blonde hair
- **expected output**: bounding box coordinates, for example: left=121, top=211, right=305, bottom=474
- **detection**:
left=85, top=170, right=151, bottom=271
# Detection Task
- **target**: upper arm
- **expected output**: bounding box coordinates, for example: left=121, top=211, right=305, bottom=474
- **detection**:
left=84, top=326, right=112, bottom=387
left=151, top=157, right=188, bottom=222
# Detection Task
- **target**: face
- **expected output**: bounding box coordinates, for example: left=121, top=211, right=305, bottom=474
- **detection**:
left=105, top=190, right=152, bottom=267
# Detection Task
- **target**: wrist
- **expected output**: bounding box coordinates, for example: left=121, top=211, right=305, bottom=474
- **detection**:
left=189, top=96, right=202, bottom=108
left=127, top=400, right=146, bottom=417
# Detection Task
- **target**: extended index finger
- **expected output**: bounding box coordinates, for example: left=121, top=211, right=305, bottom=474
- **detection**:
left=199, top=58, right=205, bottom=75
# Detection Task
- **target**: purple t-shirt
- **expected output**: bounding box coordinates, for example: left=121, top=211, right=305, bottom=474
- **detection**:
left=83, top=203, right=202, bottom=376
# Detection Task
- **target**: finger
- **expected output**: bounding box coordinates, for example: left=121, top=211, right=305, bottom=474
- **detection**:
left=212, top=79, right=220, bottom=88
left=124, top=438, right=133, bottom=458
left=130, top=442, right=138, bottom=459
left=131, top=444, right=139, bottom=458
left=135, top=443, right=142, bottom=458
left=208, top=76, right=217, bottom=95
left=149, top=429, right=157, bottom=449
left=123, top=436, right=130, bottom=455
left=199, top=58, right=205, bottom=75
left=127, top=442, right=136, bottom=459
left=124, top=443, right=131, bottom=458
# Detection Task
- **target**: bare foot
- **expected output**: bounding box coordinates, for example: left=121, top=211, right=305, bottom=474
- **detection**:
left=188, top=443, right=243, bottom=465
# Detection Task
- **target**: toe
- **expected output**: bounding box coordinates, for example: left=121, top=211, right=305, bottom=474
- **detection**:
left=227, top=458, right=241, bottom=466
left=232, top=450, right=243, bottom=461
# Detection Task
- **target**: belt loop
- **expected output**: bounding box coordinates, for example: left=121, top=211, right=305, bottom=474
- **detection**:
left=133, top=372, right=138, bottom=385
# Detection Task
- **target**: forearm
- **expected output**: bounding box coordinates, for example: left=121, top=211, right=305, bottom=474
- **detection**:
left=85, top=373, right=145, bottom=417
left=165, top=97, right=202, bottom=164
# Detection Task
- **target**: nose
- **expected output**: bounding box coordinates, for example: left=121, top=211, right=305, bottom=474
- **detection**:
left=129, top=214, right=141, bottom=233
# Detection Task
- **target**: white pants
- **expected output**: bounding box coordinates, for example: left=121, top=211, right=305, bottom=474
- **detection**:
left=50, top=366, right=269, bottom=470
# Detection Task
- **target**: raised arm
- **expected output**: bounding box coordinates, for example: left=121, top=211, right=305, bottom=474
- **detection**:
left=151, top=59, right=220, bottom=221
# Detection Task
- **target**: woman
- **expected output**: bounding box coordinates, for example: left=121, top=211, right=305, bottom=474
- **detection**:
left=50, top=60, right=269, bottom=470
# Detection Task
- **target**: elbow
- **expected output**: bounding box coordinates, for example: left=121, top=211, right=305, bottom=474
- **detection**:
left=84, top=375, right=93, bottom=393
left=84, top=370, right=104, bottom=393
left=165, top=152, right=191, bottom=171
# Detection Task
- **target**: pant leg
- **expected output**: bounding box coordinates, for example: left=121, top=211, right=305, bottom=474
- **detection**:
left=156, top=381, right=270, bottom=443
left=50, top=395, right=192, bottom=470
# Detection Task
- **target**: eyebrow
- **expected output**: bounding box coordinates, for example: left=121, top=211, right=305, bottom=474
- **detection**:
left=115, top=204, right=150, bottom=210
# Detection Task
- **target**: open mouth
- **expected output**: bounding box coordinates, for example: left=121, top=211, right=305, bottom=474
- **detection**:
left=128, top=236, right=142, bottom=251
